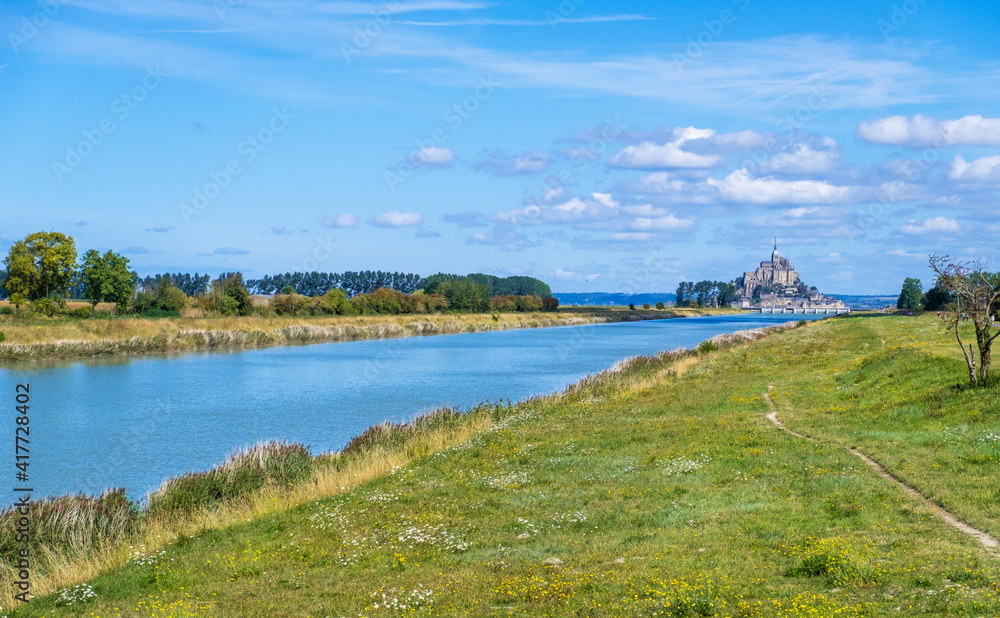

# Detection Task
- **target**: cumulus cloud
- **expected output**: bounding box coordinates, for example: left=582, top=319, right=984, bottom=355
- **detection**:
left=609, top=127, right=722, bottom=169
left=949, top=155, right=1000, bottom=183
left=627, top=214, right=695, bottom=231
left=474, top=150, right=550, bottom=175
left=857, top=114, right=1000, bottom=147
left=412, top=147, right=454, bottom=168
left=708, top=169, right=853, bottom=204
left=551, top=267, right=600, bottom=282
left=322, top=213, right=359, bottom=228
left=368, top=211, right=424, bottom=227
left=494, top=193, right=620, bottom=226
left=900, top=217, right=960, bottom=235
left=759, top=140, right=841, bottom=175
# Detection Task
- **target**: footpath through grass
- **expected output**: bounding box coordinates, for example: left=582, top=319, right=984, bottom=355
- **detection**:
left=11, top=313, right=1000, bottom=616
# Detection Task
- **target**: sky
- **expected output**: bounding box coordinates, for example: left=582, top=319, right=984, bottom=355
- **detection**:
left=1, top=0, right=999, bottom=294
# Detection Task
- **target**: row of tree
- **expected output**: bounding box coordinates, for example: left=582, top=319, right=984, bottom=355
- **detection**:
left=245, top=271, right=424, bottom=296
left=0, top=232, right=558, bottom=318
left=674, top=280, right=739, bottom=308
left=896, top=277, right=954, bottom=312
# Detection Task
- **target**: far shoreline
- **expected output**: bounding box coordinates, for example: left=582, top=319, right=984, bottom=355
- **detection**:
left=0, top=306, right=741, bottom=363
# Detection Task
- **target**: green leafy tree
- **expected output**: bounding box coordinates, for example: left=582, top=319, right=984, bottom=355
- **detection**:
left=22, top=232, right=78, bottom=299
left=80, top=250, right=137, bottom=313
left=655, top=301, right=665, bottom=310
left=2, top=241, right=34, bottom=308
left=437, top=280, right=490, bottom=312
left=897, top=277, right=924, bottom=310
left=212, top=273, right=253, bottom=316
left=923, top=284, right=953, bottom=311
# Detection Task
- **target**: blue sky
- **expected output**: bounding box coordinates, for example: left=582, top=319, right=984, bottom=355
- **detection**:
left=1, top=0, right=999, bottom=293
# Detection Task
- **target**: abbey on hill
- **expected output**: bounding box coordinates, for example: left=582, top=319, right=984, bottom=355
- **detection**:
left=733, top=243, right=846, bottom=310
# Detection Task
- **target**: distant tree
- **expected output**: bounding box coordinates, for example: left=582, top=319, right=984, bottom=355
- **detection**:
left=541, top=296, right=559, bottom=311
left=437, top=280, right=490, bottom=312
left=79, top=250, right=137, bottom=313
left=923, top=283, right=954, bottom=311
left=212, top=273, right=253, bottom=316
left=929, top=254, right=1000, bottom=386
left=0, top=269, right=7, bottom=300
left=628, top=303, right=635, bottom=310
left=279, top=285, right=296, bottom=295
left=717, top=282, right=738, bottom=307
left=26, top=232, right=78, bottom=299
left=2, top=241, right=33, bottom=308
left=655, top=301, right=665, bottom=310
left=897, top=277, right=924, bottom=311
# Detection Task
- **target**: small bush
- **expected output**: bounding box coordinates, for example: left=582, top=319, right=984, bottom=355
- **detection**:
left=148, top=441, right=314, bottom=516
left=68, top=306, right=94, bottom=319
left=643, top=303, right=651, bottom=309
left=542, top=296, right=559, bottom=311
left=697, top=341, right=718, bottom=354
left=0, top=306, right=12, bottom=315
left=31, top=297, right=59, bottom=317
left=0, top=331, right=5, bottom=343
left=655, top=302, right=665, bottom=310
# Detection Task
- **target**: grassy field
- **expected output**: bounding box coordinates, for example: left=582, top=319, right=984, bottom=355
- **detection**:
left=0, top=306, right=734, bottom=362
left=6, top=312, right=1000, bottom=616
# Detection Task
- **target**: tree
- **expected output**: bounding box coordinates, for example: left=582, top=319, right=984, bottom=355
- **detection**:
left=23, top=232, right=78, bottom=299
left=717, top=282, right=738, bottom=307
left=2, top=241, right=34, bottom=308
left=897, top=277, right=924, bottom=310
left=655, top=301, right=665, bottom=310
left=929, top=254, right=1000, bottom=386
left=923, top=284, right=953, bottom=311
left=212, top=273, right=253, bottom=316
left=80, top=250, right=137, bottom=313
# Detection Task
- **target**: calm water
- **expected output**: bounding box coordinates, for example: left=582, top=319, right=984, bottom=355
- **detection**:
left=0, top=314, right=821, bottom=503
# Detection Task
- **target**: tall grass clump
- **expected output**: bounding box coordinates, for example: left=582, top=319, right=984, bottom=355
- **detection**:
left=147, top=441, right=313, bottom=516
left=0, top=489, right=139, bottom=564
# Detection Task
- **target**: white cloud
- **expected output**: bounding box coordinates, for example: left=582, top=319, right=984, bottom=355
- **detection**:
left=900, top=217, right=960, bottom=235
left=368, top=211, right=423, bottom=227
left=857, top=114, right=1000, bottom=147
left=709, top=169, right=853, bottom=204
left=610, top=127, right=722, bottom=169
left=495, top=193, right=620, bottom=226
left=628, top=214, right=695, bottom=231
left=323, top=213, right=359, bottom=228
left=412, top=147, right=454, bottom=167
left=949, top=155, right=1000, bottom=183
left=759, top=142, right=841, bottom=175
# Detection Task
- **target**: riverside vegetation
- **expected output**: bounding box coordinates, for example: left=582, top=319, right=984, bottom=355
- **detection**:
left=4, top=312, right=1000, bottom=616
left=0, top=306, right=725, bottom=362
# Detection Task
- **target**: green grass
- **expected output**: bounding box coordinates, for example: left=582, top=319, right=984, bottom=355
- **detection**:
left=8, top=313, right=1000, bottom=616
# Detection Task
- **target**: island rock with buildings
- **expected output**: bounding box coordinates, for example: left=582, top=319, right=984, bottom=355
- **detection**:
left=733, top=243, right=848, bottom=313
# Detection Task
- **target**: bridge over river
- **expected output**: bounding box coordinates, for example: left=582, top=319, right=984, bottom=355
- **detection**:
left=744, top=306, right=850, bottom=314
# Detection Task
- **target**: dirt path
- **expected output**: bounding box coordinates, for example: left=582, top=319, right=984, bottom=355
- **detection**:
left=763, top=385, right=999, bottom=554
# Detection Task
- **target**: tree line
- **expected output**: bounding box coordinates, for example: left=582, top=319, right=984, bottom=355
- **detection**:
left=0, top=231, right=557, bottom=318
left=674, top=280, right=738, bottom=308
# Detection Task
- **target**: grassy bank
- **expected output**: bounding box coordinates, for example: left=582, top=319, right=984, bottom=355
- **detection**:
left=0, top=306, right=734, bottom=362
left=9, top=312, right=1000, bottom=616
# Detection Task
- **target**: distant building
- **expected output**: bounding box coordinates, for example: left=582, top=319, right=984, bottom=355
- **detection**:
left=734, top=242, right=846, bottom=310
left=739, top=241, right=800, bottom=298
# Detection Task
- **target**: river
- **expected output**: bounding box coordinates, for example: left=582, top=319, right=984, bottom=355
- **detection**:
left=0, top=314, right=822, bottom=503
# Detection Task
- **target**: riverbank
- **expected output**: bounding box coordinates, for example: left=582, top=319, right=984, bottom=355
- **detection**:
left=0, top=307, right=736, bottom=362
left=9, top=312, right=1000, bottom=616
